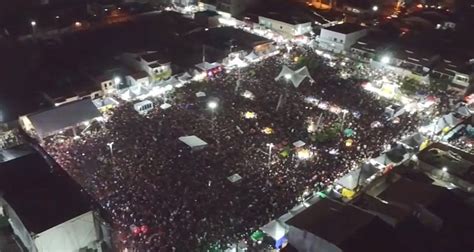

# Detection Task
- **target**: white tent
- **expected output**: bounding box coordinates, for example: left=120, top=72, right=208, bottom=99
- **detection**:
left=178, top=72, right=192, bottom=82
left=293, top=140, right=306, bottom=148
left=227, top=56, right=248, bottom=68
left=196, top=91, right=206, bottom=97
left=442, top=113, right=460, bottom=127
left=227, top=173, right=242, bottom=183
left=119, top=88, right=135, bottom=101
left=245, top=52, right=259, bottom=62
left=34, top=211, right=100, bottom=252
left=160, top=103, right=172, bottom=110
left=134, top=100, right=154, bottom=114
left=274, top=65, right=314, bottom=88
left=130, top=85, right=150, bottom=97
left=261, top=220, right=287, bottom=241
left=456, top=106, right=471, bottom=117
left=179, top=135, right=208, bottom=149
left=161, top=76, right=181, bottom=88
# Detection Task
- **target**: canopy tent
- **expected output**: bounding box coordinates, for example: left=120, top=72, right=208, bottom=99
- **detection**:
left=373, top=154, right=392, bottom=166
left=274, top=66, right=314, bottom=88
left=196, top=91, right=206, bottom=97
left=118, top=88, right=135, bottom=101
left=227, top=173, right=242, bottom=183
left=401, top=133, right=426, bottom=149
left=177, top=72, right=192, bottom=82
left=456, top=106, right=471, bottom=117
left=159, top=76, right=181, bottom=88
left=245, top=52, right=259, bottom=62
left=335, top=163, right=378, bottom=190
left=160, top=103, right=172, bottom=110
left=261, top=220, right=287, bottom=241
left=23, top=99, right=101, bottom=139
left=441, top=113, right=460, bottom=127
left=392, top=107, right=406, bottom=119
left=343, top=128, right=355, bottom=137
left=130, top=84, right=150, bottom=97
left=134, top=100, right=154, bottom=114
left=226, top=56, right=248, bottom=68
left=385, top=144, right=408, bottom=163
left=34, top=211, right=100, bottom=252
left=195, top=62, right=221, bottom=71
left=179, top=135, right=208, bottom=149
left=293, top=140, right=306, bottom=148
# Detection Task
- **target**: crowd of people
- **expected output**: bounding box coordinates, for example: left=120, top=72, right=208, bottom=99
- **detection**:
left=43, top=49, right=423, bottom=251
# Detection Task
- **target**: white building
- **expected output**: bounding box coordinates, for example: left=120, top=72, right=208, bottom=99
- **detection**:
left=199, top=0, right=253, bottom=17
left=258, top=15, right=312, bottom=37
left=318, top=23, right=368, bottom=53
left=121, top=51, right=172, bottom=82
left=126, top=71, right=150, bottom=87
left=0, top=154, right=108, bottom=252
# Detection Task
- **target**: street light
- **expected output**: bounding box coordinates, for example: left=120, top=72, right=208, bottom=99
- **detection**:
left=266, top=143, right=274, bottom=168
left=381, top=55, right=391, bottom=64
left=208, top=101, right=218, bottom=110
left=114, top=76, right=121, bottom=85
left=30, top=21, right=36, bottom=27
left=107, top=142, right=114, bottom=158
left=442, top=167, right=448, bottom=172
left=372, top=5, right=379, bottom=11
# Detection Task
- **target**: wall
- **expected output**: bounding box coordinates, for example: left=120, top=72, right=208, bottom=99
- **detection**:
left=318, top=29, right=346, bottom=52
left=259, top=16, right=310, bottom=36
left=344, top=29, right=368, bottom=50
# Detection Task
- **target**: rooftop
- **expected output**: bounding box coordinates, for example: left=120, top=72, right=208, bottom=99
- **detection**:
left=140, top=51, right=171, bottom=65
left=285, top=198, right=403, bottom=251
left=324, top=23, right=366, bottom=34
left=418, top=143, right=474, bottom=184
left=0, top=153, right=91, bottom=234
left=185, top=26, right=271, bottom=53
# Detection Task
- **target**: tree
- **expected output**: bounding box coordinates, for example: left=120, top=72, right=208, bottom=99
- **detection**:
left=400, top=77, right=422, bottom=95
left=429, top=79, right=449, bottom=93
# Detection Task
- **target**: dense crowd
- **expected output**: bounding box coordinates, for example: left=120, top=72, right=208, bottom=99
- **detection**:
left=43, top=50, right=422, bottom=251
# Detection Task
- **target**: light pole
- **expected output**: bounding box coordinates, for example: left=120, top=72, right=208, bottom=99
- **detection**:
left=208, top=101, right=218, bottom=133
left=266, top=143, right=274, bottom=168
left=30, top=20, right=37, bottom=37
left=441, top=167, right=448, bottom=180
left=107, top=142, right=114, bottom=159
left=341, top=109, right=348, bottom=131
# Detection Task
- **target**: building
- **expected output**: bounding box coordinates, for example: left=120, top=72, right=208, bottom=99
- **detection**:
left=431, top=57, right=473, bottom=89
left=199, top=0, right=253, bottom=18
left=126, top=70, right=150, bottom=87
left=318, top=23, right=368, bottom=52
left=308, top=0, right=334, bottom=10
left=283, top=198, right=406, bottom=252
left=19, top=99, right=102, bottom=140
left=417, top=142, right=474, bottom=192
left=0, top=153, right=108, bottom=252
left=183, top=26, right=273, bottom=62
left=258, top=14, right=312, bottom=37
left=121, top=51, right=172, bottom=82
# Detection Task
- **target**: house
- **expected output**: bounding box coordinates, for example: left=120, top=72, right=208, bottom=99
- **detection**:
left=194, top=10, right=220, bottom=27
left=318, top=23, right=368, bottom=53
left=0, top=153, right=108, bottom=252
left=308, top=0, right=335, bottom=10
left=431, top=57, right=473, bottom=89
left=258, top=14, right=312, bottom=37
left=121, top=51, right=172, bottom=82
left=19, top=99, right=102, bottom=140
left=126, top=71, right=150, bottom=87
left=199, top=0, right=253, bottom=18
